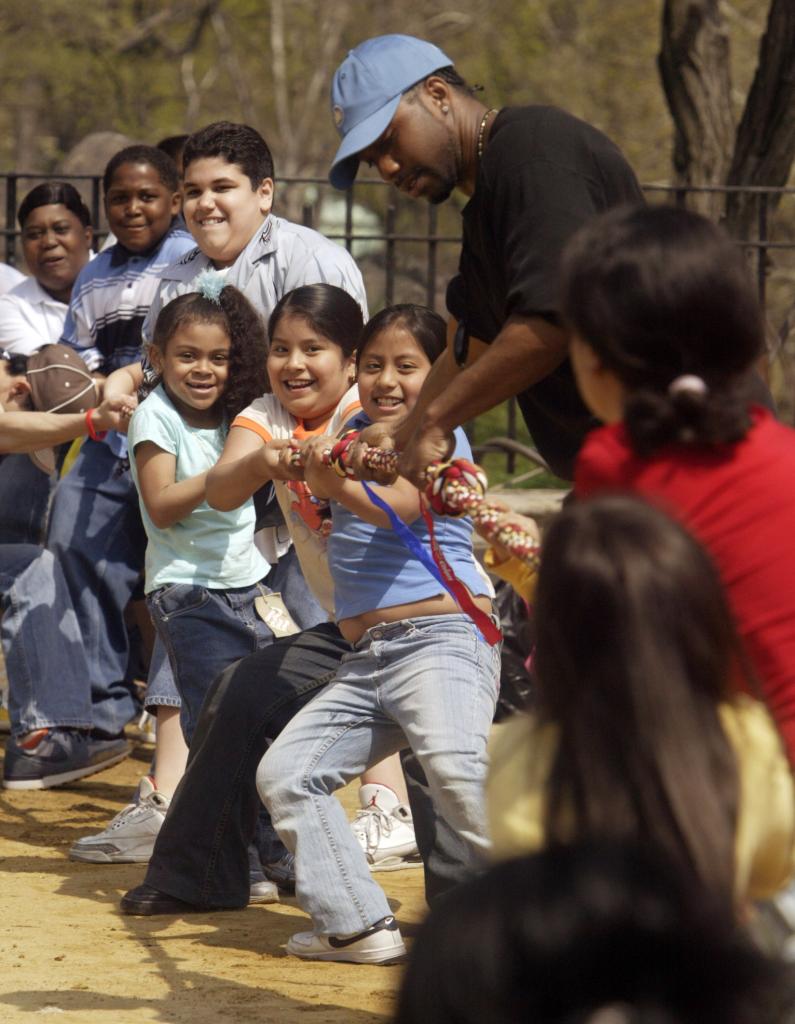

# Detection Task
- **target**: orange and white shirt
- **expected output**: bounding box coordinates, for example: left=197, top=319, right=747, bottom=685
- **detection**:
left=232, top=384, right=360, bottom=615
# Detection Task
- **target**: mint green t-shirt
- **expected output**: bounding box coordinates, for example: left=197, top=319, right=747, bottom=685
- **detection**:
left=128, top=385, right=269, bottom=593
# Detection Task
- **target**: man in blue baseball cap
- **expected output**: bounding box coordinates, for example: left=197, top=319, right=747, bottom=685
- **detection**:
left=329, top=33, right=644, bottom=484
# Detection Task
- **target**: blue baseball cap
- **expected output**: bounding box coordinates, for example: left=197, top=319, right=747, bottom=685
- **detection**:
left=329, top=34, right=453, bottom=190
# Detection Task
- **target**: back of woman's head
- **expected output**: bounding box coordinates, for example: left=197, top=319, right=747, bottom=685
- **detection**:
left=560, top=204, right=764, bottom=455
left=534, top=495, right=742, bottom=899
left=18, top=182, right=92, bottom=228
left=151, top=282, right=268, bottom=421
left=357, top=303, right=446, bottom=367
left=268, top=284, right=363, bottom=358
left=394, top=841, right=788, bottom=1024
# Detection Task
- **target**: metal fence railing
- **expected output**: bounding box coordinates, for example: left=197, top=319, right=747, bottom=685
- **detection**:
left=3, top=173, right=794, bottom=307
left=3, top=173, right=794, bottom=472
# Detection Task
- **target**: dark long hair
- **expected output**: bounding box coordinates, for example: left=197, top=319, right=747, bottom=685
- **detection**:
left=356, top=303, right=446, bottom=368
left=150, top=285, right=268, bottom=422
left=395, top=842, right=787, bottom=1024
left=560, top=204, right=764, bottom=457
left=534, top=495, right=742, bottom=902
left=268, top=284, right=363, bottom=356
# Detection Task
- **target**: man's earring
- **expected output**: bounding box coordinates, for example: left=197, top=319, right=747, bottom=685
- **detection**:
left=441, top=104, right=449, bottom=114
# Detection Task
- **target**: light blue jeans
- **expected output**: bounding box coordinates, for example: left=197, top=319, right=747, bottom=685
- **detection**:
left=257, top=614, right=501, bottom=936
left=45, top=439, right=145, bottom=735
left=0, top=545, right=93, bottom=735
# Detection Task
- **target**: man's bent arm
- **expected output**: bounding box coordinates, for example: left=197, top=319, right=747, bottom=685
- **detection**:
left=425, top=315, right=568, bottom=432
left=396, top=315, right=569, bottom=484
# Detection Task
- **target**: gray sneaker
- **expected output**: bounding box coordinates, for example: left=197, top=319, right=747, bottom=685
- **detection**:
left=3, top=728, right=130, bottom=790
left=69, top=776, right=169, bottom=863
left=248, top=845, right=279, bottom=904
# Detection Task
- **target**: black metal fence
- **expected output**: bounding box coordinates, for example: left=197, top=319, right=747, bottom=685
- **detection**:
left=4, top=173, right=794, bottom=309
left=3, top=172, right=794, bottom=476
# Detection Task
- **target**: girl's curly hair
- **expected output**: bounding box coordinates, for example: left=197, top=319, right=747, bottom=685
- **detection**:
left=149, top=286, right=269, bottom=424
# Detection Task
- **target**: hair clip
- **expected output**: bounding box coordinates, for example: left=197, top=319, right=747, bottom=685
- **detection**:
left=195, top=268, right=226, bottom=305
left=668, top=374, right=707, bottom=398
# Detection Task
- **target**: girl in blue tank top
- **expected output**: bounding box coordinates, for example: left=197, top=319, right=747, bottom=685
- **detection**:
left=257, top=304, right=499, bottom=965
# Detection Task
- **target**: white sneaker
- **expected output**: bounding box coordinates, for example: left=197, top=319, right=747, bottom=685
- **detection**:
left=286, top=915, right=406, bottom=964
left=68, top=776, right=169, bottom=863
left=351, top=783, right=422, bottom=872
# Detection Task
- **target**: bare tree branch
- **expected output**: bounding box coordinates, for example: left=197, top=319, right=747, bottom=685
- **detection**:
left=657, top=0, right=735, bottom=216
left=211, top=8, right=255, bottom=124
left=724, top=0, right=795, bottom=237
left=115, top=1, right=219, bottom=57
left=269, top=0, right=292, bottom=145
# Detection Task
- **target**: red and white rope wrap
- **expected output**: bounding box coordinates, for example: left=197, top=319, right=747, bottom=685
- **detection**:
left=290, top=430, right=540, bottom=568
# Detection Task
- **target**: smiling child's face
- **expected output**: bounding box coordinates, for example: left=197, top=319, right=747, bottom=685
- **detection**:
left=266, top=313, right=354, bottom=430
left=357, top=323, right=432, bottom=423
left=182, top=157, right=273, bottom=268
left=104, top=162, right=180, bottom=253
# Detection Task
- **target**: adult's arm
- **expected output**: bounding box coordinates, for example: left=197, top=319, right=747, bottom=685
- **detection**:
left=0, top=395, right=135, bottom=454
left=393, top=315, right=568, bottom=487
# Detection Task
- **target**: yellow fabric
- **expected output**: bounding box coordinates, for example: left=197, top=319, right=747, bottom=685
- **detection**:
left=487, top=695, right=795, bottom=903
left=59, top=437, right=84, bottom=477
left=483, top=548, right=538, bottom=603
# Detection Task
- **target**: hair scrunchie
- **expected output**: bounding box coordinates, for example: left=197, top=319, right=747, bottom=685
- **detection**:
left=668, top=374, right=707, bottom=398
left=195, top=267, right=227, bottom=304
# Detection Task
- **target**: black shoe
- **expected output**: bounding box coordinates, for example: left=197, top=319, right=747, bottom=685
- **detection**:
left=262, top=852, right=296, bottom=894
left=120, top=883, right=216, bottom=916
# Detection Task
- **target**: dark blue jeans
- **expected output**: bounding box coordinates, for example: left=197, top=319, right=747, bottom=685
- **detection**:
left=147, top=581, right=274, bottom=745
left=145, top=623, right=351, bottom=906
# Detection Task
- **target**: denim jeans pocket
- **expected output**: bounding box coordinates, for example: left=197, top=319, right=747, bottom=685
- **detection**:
left=148, top=583, right=210, bottom=622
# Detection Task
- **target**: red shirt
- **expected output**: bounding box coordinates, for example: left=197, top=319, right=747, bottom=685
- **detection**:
left=576, top=407, right=795, bottom=759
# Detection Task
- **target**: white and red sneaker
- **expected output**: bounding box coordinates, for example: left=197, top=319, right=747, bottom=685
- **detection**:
left=350, top=783, right=422, bottom=872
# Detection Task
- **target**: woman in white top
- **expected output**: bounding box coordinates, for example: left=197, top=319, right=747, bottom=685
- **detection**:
left=0, top=183, right=93, bottom=355
left=0, top=183, right=93, bottom=542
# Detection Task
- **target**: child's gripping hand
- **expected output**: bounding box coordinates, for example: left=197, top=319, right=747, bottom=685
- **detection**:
left=301, top=436, right=339, bottom=501
left=92, top=394, right=138, bottom=434
left=260, top=439, right=304, bottom=481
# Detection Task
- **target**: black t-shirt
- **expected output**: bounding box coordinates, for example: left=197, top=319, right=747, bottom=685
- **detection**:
left=446, top=105, right=644, bottom=479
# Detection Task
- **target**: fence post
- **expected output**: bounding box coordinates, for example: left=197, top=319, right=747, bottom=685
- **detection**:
left=385, top=201, right=396, bottom=305
left=5, top=174, right=17, bottom=266
left=344, top=188, right=354, bottom=254
left=757, top=191, right=768, bottom=309
left=90, top=176, right=101, bottom=240
left=426, top=205, right=437, bottom=308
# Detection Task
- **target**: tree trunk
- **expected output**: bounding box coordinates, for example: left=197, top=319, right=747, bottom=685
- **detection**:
left=657, top=0, right=735, bottom=218
left=724, top=0, right=795, bottom=239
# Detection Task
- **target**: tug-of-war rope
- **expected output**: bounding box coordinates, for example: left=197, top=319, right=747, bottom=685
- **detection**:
left=291, top=429, right=542, bottom=646
left=292, top=428, right=542, bottom=569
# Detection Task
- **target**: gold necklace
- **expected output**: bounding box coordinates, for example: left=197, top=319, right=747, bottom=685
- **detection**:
left=477, top=108, right=499, bottom=159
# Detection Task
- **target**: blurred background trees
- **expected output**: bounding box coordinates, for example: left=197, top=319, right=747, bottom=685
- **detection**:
left=0, top=0, right=778, bottom=186
left=0, top=0, right=792, bottom=408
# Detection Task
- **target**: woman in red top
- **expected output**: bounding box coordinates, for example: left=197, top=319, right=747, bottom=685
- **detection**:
left=559, top=204, right=795, bottom=761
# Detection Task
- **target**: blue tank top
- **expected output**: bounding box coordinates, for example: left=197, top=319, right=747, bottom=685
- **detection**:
left=328, top=421, right=492, bottom=620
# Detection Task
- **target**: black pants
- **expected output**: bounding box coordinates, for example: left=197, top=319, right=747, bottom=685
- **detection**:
left=144, top=622, right=477, bottom=908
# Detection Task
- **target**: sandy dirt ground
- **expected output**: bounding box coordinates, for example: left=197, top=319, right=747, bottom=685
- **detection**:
left=0, top=734, right=427, bottom=1024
